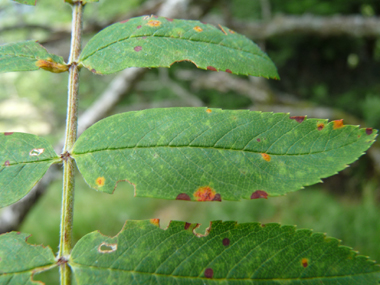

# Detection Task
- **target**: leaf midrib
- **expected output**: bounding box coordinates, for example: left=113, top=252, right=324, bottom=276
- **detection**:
left=70, top=262, right=378, bottom=282
left=80, top=32, right=268, bottom=63
left=72, top=139, right=361, bottom=157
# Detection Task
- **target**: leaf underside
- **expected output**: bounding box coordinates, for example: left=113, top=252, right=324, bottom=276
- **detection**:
left=0, top=132, right=59, bottom=208
left=72, top=108, right=377, bottom=201
left=0, top=232, right=55, bottom=284
left=79, top=15, right=279, bottom=78
left=12, top=0, right=36, bottom=5
left=70, top=220, right=380, bottom=284
left=0, top=41, right=66, bottom=73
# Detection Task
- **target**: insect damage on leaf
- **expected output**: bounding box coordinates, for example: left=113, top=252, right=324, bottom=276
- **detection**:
left=36, top=58, right=68, bottom=73
left=98, top=242, right=117, bottom=253
left=301, top=258, right=309, bottom=268
left=29, top=148, right=44, bottom=156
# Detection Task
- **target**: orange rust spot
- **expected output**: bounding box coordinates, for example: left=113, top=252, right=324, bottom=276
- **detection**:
left=206, top=109, right=212, bottom=113
left=261, top=153, right=271, bottom=162
left=95, top=177, right=105, bottom=187
left=317, top=123, right=325, bottom=131
left=36, top=58, right=68, bottom=73
left=146, top=20, right=161, bottom=27
left=194, top=26, right=203, bottom=32
left=333, top=119, right=344, bottom=129
left=194, top=186, right=218, bottom=201
left=150, top=219, right=160, bottom=227
left=301, top=258, right=309, bottom=268
left=228, top=29, right=235, bottom=34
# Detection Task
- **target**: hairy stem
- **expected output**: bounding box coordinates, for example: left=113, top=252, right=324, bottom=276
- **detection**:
left=59, top=2, right=83, bottom=285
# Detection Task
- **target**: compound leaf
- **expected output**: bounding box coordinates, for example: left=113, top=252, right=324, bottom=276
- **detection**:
left=12, top=0, right=36, bottom=5
left=0, top=132, right=60, bottom=208
left=79, top=15, right=279, bottom=78
left=0, top=232, right=56, bottom=284
left=0, top=41, right=68, bottom=73
left=70, top=220, right=380, bottom=284
left=72, top=108, right=377, bottom=201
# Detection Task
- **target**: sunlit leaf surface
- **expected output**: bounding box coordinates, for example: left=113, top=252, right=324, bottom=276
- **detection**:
left=0, top=41, right=67, bottom=73
left=70, top=220, right=380, bottom=284
left=0, top=132, right=60, bottom=207
left=72, top=108, right=377, bottom=201
left=79, top=15, right=279, bottom=78
left=0, top=232, right=55, bottom=284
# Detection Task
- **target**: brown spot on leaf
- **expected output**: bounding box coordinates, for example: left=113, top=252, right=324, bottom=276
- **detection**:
left=4, top=160, right=10, bottom=167
left=194, top=186, right=217, bottom=201
left=366, top=128, right=373, bottom=135
left=333, top=119, right=344, bottom=129
left=146, top=20, right=161, bottom=27
left=317, top=123, right=325, bottom=131
left=4, top=132, right=13, bottom=136
left=36, top=58, right=68, bottom=73
left=290, top=116, right=305, bottom=123
left=222, top=238, right=230, bottom=246
left=261, top=153, right=271, bottom=162
left=184, top=222, right=191, bottom=230
left=301, top=258, right=309, bottom=268
left=212, top=193, right=222, bottom=201
left=98, top=242, right=117, bottom=253
left=91, top=68, right=97, bottom=73
left=207, top=66, right=217, bottom=72
left=194, top=26, right=203, bottom=32
left=257, top=138, right=261, bottom=142
left=205, top=268, right=214, bottom=278
left=261, top=224, right=266, bottom=227
left=225, top=69, right=232, bottom=73
left=134, top=46, right=142, bottom=52
left=150, top=219, right=160, bottom=227
left=176, top=193, right=191, bottom=200
left=120, top=19, right=129, bottom=23
left=206, top=108, right=212, bottom=113
left=251, top=190, right=268, bottom=199
left=137, top=25, right=142, bottom=29
left=95, top=177, right=105, bottom=187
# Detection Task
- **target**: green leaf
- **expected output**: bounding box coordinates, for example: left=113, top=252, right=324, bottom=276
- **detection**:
left=72, top=108, right=377, bottom=201
left=12, top=0, right=36, bottom=6
left=0, top=232, right=56, bottom=284
left=79, top=15, right=279, bottom=78
left=0, top=41, right=68, bottom=73
left=70, top=220, right=380, bottom=284
left=0, top=132, right=60, bottom=208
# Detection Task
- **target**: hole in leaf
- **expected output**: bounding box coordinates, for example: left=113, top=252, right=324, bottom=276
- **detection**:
left=29, top=148, right=44, bottom=156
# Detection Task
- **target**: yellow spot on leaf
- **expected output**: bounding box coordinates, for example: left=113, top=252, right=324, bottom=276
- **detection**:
left=333, top=119, right=344, bottom=129
left=36, top=58, right=68, bottom=73
left=261, top=153, right=271, bottom=162
left=147, top=20, right=161, bottom=27
left=150, top=219, right=160, bottom=227
left=194, top=26, right=203, bottom=32
left=96, top=177, right=105, bottom=187
left=206, top=109, right=212, bottom=113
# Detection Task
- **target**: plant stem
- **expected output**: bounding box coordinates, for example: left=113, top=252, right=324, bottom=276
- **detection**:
left=59, top=2, right=83, bottom=285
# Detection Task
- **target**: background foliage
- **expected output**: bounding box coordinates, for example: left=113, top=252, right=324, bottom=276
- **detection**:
left=0, top=0, right=379, bottom=283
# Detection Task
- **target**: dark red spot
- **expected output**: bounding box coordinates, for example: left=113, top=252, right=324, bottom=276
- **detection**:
left=134, top=46, right=142, bottom=52
left=301, top=258, right=309, bottom=268
left=366, top=128, right=373, bottom=135
left=91, top=69, right=96, bottom=73
left=207, top=66, right=217, bottom=72
left=317, top=123, right=325, bottom=131
left=166, top=18, right=173, bottom=22
left=251, top=190, right=268, bottom=199
left=120, top=19, right=129, bottom=23
left=4, top=132, right=13, bottom=136
left=204, top=268, right=213, bottom=278
left=222, top=238, right=230, bottom=246
left=257, top=138, right=261, bottom=142
left=176, top=193, right=191, bottom=201
left=4, top=160, right=10, bottom=167
left=212, top=193, right=222, bottom=201
left=137, top=25, right=142, bottom=29
left=290, top=116, right=305, bottom=123
left=184, top=222, right=191, bottom=230
left=226, top=69, right=232, bottom=73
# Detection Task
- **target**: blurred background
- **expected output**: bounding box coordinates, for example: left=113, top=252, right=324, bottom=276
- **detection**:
left=0, top=0, right=380, bottom=283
